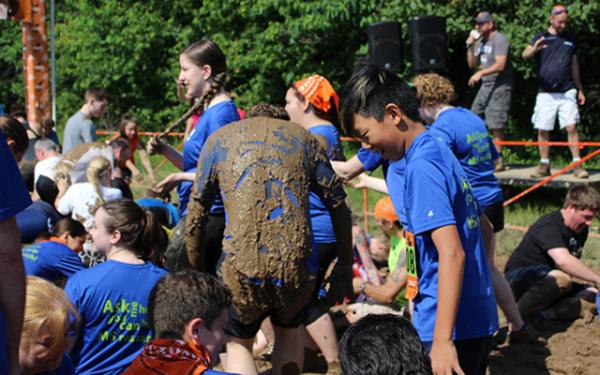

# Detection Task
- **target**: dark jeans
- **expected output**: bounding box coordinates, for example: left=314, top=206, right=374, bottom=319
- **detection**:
left=505, top=264, right=588, bottom=300
left=423, top=335, right=493, bottom=375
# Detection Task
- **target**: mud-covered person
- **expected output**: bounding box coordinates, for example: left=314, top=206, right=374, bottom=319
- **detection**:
left=184, top=117, right=353, bottom=375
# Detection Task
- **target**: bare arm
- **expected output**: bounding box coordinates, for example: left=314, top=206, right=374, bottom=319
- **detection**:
left=184, top=147, right=217, bottom=270
left=160, top=142, right=184, bottom=171
left=467, top=44, right=478, bottom=69
left=352, top=225, right=381, bottom=285
left=572, top=55, right=585, bottom=105
left=0, top=216, right=26, bottom=375
left=349, top=173, right=388, bottom=194
left=137, top=148, right=156, bottom=181
left=468, top=55, right=508, bottom=86
left=330, top=155, right=365, bottom=180
left=430, top=224, right=466, bottom=375
left=548, top=247, right=600, bottom=287
left=479, top=214, right=494, bottom=262
left=359, top=249, right=407, bottom=304
left=522, top=36, right=546, bottom=59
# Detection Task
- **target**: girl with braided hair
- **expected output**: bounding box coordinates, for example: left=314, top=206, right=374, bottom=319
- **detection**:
left=152, top=39, right=240, bottom=273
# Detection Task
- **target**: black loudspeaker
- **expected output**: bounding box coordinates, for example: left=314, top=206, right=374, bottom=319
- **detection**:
left=409, top=16, right=446, bottom=72
left=367, top=21, right=404, bottom=73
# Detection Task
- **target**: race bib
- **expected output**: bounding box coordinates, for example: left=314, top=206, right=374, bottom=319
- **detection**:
left=404, top=231, right=419, bottom=300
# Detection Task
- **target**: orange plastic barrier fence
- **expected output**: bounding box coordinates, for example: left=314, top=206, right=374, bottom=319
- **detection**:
left=98, top=129, right=599, bottom=223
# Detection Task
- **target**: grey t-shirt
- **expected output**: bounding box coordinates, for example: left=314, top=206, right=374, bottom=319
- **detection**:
left=475, top=31, right=513, bottom=86
left=62, top=111, right=97, bottom=153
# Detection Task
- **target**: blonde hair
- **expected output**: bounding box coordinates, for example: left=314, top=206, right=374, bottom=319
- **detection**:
left=412, top=73, right=456, bottom=108
left=85, top=156, right=112, bottom=205
left=21, top=277, right=78, bottom=352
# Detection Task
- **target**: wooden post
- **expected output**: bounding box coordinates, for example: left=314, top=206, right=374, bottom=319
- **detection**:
left=22, top=0, right=50, bottom=124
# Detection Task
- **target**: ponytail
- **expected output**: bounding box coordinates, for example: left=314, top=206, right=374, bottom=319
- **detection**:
left=196, top=72, right=226, bottom=115
left=101, top=200, right=167, bottom=261
left=85, top=156, right=111, bottom=206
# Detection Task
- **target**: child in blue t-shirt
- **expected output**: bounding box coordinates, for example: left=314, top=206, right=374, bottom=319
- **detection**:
left=149, top=39, right=240, bottom=274
left=65, top=200, right=167, bottom=374
left=284, top=74, right=349, bottom=364
left=339, top=61, right=498, bottom=375
left=23, top=217, right=86, bottom=285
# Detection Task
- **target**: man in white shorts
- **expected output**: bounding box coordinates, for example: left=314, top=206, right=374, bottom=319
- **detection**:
left=523, top=4, right=587, bottom=178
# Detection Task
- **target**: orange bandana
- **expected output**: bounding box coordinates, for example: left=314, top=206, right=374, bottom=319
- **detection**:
left=294, top=74, right=339, bottom=113
left=374, top=196, right=398, bottom=223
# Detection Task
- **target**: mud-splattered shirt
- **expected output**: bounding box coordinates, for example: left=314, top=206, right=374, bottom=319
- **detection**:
left=185, top=117, right=346, bottom=289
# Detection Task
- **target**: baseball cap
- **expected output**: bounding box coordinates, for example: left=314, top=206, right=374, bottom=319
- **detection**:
left=474, top=11, right=493, bottom=23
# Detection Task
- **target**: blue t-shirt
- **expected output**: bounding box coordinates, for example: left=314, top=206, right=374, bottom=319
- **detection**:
left=307, top=125, right=343, bottom=244
left=16, top=200, right=62, bottom=244
left=0, top=130, right=32, bottom=221
left=65, top=260, right=167, bottom=375
left=531, top=31, right=577, bottom=93
left=386, top=131, right=498, bottom=342
left=22, top=240, right=85, bottom=284
left=356, top=147, right=390, bottom=177
left=41, top=354, right=73, bottom=375
left=179, top=101, right=240, bottom=216
left=136, top=198, right=180, bottom=229
left=429, top=108, right=503, bottom=208
left=0, top=130, right=32, bottom=374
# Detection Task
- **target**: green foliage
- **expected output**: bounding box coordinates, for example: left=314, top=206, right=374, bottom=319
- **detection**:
left=0, top=0, right=599, bottom=163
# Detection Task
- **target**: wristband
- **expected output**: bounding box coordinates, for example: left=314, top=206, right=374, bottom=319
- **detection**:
left=360, top=282, right=368, bottom=292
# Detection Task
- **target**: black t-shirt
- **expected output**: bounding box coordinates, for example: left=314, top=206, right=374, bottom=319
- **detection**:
left=505, top=211, right=588, bottom=272
left=531, top=31, right=577, bottom=93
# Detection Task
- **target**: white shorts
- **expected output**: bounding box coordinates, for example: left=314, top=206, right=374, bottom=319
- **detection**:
left=532, top=88, right=580, bottom=131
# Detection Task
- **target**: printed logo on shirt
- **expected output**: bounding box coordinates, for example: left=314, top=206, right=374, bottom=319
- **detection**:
left=99, top=298, right=152, bottom=343
left=568, top=237, right=583, bottom=258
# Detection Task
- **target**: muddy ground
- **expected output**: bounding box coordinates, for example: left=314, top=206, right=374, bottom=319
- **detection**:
left=243, top=255, right=600, bottom=375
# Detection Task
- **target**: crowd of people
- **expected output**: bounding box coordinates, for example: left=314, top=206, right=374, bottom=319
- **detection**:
left=0, top=4, right=599, bottom=375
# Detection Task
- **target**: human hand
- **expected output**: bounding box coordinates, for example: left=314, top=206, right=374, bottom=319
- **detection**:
left=578, top=90, right=586, bottom=106
left=155, top=173, right=183, bottom=195
left=466, top=29, right=480, bottom=46
left=533, top=36, right=547, bottom=52
left=346, top=173, right=369, bottom=189
left=430, top=339, right=464, bottom=375
left=55, top=172, right=70, bottom=192
left=468, top=72, right=482, bottom=87
left=147, top=136, right=164, bottom=155
left=352, top=277, right=366, bottom=295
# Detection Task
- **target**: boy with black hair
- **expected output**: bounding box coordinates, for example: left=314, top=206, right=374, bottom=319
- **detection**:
left=339, top=313, right=432, bottom=375
left=125, top=269, right=235, bottom=374
left=339, top=61, right=498, bottom=375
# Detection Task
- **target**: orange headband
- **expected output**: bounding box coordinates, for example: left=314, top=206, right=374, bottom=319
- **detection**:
left=293, top=74, right=339, bottom=113
left=374, top=196, right=398, bottom=223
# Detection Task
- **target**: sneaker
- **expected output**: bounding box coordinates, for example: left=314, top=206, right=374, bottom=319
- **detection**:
left=531, top=163, right=551, bottom=178
left=573, top=165, right=589, bottom=179
left=509, top=324, right=547, bottom=346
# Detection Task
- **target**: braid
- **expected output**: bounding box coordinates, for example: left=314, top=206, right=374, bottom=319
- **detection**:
left=197, top=72, right=227, bottom=115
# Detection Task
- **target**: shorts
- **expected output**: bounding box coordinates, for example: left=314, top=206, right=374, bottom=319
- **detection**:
left=505, top=264, right=588, bottom=300
left=471, top=83, right=512, bottom=130
left=424, top=335, right=493, bottom=375
left=483, top=201, right=504, bottom=233
left=532, top=89, right=580, bottom=131
left=163, top=214, right=225, bottom=274
left=223, top=265, right=315, bottom=339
